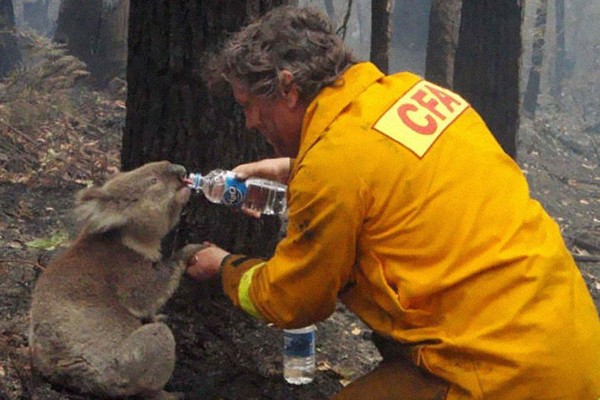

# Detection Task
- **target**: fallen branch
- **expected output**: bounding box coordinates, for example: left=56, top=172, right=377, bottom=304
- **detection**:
left=0, top=138, right=37, bottom=164
left=0, top=119, right=40, bottom=148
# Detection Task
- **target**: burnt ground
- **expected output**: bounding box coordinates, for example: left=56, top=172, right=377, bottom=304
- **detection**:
left=1, top=78, right=599, bottom=399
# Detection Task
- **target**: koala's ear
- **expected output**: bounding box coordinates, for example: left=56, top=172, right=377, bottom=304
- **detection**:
left=74, top=187, right=128, bottom=234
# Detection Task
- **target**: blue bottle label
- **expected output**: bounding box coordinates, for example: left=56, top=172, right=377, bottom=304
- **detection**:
left=222, top=175, right=247, bottom=207
left=284, top=330, right=315, bottom=358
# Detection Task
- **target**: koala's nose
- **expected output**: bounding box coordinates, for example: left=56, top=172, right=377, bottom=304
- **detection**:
left=170, top=164, right=187, bottom=178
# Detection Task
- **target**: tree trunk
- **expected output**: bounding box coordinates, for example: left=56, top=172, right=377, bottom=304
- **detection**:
left=356, top=0, right=369, bottom=50
left=99, top=0, right=129, bottom=84
left=425, top=0, right=461, bottom=88
left=54, top=0, right=103, bottom=77
left=522, top=0, right=548, bottom=116
left=371, top=0, right=392, bottom=73
left=22, top=0, right=51, bottom=35
left=390, top=0, right=431, bottom=73
left=453, top=0, right=522, bottom=159
left=551, top=0, right=566, bottom=97
left=124, top=1, right=291, bottom=260
left=54, top=0, right=128, bottom=87
left=0, top=0, right=21, bottom=78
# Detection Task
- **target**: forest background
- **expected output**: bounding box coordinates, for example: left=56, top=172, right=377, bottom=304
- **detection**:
left=0, top=0, right=599, bottom=399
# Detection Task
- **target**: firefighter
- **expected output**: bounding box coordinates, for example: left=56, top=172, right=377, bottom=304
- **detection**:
left=187, top=5, right=600, bottom=399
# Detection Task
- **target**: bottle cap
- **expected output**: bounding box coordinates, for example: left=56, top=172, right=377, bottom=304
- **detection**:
left=187, top=173, right=203, bottom=190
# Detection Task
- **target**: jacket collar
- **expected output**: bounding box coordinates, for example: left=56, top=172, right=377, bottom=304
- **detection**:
left=293, top=62, right=384, bottom=170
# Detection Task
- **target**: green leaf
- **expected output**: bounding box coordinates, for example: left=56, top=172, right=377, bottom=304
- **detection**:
left=26, top=232, right=69, bottom=251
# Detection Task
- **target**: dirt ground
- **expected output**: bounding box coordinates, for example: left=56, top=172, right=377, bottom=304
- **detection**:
left=1, top=81, right=599, bottom=399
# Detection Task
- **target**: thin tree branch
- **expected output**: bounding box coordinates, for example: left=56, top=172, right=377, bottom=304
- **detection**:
left=336, top=0, right=353, bottom=40
left=0, top=119, right=40, bottom=148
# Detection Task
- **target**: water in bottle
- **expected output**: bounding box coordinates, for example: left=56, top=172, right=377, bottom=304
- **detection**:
left=187, top=169, right=287, bottom=216
left=244, top=177, right=287, bottom=215
left=283, top=325, right=316, bottom=385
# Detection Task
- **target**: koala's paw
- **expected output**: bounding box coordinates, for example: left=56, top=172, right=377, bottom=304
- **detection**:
left=175, top=243, right=209, bottom=265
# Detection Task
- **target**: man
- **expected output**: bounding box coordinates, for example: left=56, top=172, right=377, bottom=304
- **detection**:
left=187, top=5, right=600, bottom=399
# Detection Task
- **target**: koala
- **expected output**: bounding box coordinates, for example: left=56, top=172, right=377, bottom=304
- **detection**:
left=29, top=161, right=204, bottom=400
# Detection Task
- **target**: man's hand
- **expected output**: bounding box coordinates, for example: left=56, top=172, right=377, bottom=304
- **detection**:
left=231, top=157, right=291, bottom=219
left=232, top=157, right=292, bottom=184
left=186, top=242, right=230, bottom=281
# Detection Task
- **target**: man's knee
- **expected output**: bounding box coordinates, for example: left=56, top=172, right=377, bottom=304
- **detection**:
left=332, top=347, right=448, bottom=400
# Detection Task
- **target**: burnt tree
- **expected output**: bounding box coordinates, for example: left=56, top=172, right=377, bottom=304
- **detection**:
left=551, top=0, right=566, bottom=97
left=124, top=1, right=292, bottom=261
left=22, top=0, right=51, bottom=36
left=371, top=0, right=392, bottom=73
left=453, top=0, right=522, bottom=159
left=391, top=0, right=432, bottom=72
left=54, top=0, right=128, bottom=86
left=122, top=4, right=367, bottom=398
left=425, top=0, right=461, bottom=88
left=522, top=0, right=548, bottom=116
left=0, top=0, right=21, bottom=77
left=54, top=0, right=102, bottom=63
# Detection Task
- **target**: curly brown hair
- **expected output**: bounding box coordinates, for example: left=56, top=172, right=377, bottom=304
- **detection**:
left=209, top=5, right=357, bottom=103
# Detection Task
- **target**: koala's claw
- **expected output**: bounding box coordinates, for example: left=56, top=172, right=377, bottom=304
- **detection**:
left=148, top=313, right=167, bottom=323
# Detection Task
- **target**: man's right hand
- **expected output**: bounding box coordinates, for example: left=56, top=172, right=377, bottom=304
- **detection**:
left=232, top=157, right=292, bottom=184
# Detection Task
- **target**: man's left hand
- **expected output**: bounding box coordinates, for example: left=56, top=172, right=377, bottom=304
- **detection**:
left=186, top=242, right=230, bottom=281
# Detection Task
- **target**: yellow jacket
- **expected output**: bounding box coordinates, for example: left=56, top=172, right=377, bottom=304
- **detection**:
left=222, top=62, right=600, bottom=399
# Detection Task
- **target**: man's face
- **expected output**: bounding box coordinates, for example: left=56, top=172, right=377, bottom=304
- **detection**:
left=231, top=79, right=304, bottom=158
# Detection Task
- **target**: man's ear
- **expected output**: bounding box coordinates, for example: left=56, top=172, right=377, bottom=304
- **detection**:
left=279, top=69, right=299, bottom=108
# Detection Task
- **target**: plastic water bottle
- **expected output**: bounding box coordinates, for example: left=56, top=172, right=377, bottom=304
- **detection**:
left=283, top=325, right=316, bottom=385
left=187, top=169, right=287, bottom=216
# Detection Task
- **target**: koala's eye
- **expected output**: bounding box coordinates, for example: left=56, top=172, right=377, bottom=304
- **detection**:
left=150, top=177, right=159, bottom=185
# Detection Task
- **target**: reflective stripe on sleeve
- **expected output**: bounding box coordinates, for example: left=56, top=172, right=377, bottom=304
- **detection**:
left=238, top=262, right=265, bottom=318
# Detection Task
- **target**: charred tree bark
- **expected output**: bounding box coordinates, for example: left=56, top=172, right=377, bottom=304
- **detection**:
left=425, top=0, right=461, bottom=88
left=371, top=0, right=392, bottom=73
left=522, top=0, right=548, bottom=116
left=22, top=0, right=51, bottom=35
left=0, top=0, right=21, bottom=77
left=453, top=0, right=522, bottom=159
left=54, top=0, right=128, bottom=87
left=551, top=0, right=566, bottom=97
left=54, top=0, right=103, bottom=78
left=124, top=1, right=291, bottom=259
left=391, top=0, right=431, bottom=73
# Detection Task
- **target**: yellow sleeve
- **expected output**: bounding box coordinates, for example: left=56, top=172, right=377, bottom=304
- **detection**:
left=221, top=254, right=264, bottom=315
left=245, top=149, right=363, bottom=328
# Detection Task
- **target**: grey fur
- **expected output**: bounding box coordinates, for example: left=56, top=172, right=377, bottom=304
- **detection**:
left=29, top=161, right=205, bottom=400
